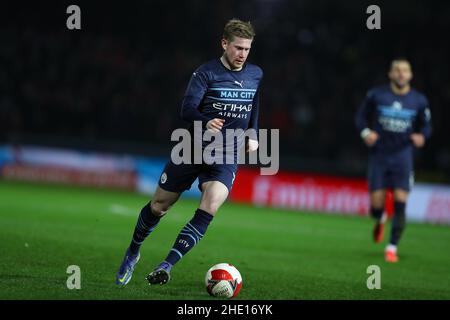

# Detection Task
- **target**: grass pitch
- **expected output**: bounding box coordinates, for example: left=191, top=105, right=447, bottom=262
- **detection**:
left=0, top=180, right=449, bottom=300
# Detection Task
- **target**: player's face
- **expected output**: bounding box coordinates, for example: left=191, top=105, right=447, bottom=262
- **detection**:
left=222, top=36, right=253, bottom=69
left=389, top=61, right=413, bottom=88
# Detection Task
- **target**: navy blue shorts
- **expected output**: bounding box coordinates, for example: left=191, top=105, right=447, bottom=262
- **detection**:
left=158, top=160, right=238, bottom=193
left=367, top=154, right=414, bottom=192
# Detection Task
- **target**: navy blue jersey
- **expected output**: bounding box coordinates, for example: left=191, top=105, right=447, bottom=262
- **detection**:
left=355, top=84, right=432, bottom=155
left=180, top=59, right=263, bottom=163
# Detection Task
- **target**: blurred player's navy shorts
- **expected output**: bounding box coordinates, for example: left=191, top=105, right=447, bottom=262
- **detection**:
left=158, top=160, right=238, bottom=193
left=367, top=151, right=414, bottom=192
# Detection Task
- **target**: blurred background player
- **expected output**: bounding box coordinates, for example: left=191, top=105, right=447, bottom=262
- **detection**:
left=116, top=19, right=263, bottom=286
left=355, top=59, right=432, bottom=263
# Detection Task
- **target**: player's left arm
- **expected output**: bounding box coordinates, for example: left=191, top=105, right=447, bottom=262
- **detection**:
left=246, top=88, right=260, bottom=152
left=411, top=96, right=432, bottom=148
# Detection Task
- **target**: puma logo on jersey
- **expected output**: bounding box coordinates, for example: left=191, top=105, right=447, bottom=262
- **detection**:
left=234, top=80, right=244, bottom=88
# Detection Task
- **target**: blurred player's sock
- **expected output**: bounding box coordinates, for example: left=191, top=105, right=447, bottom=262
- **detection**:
left=390, top=201, right=406, bottom=246
left=165, top=209, right=213, bottom=266
left=128, top=202, right=161, bottom=255
left=371, top=207, right=386, bottom=243
left=385, top=244, right=397, bottom=253
left=370, top=207, right=384, bottom=221
left=385, top=244, right=399, bottom=262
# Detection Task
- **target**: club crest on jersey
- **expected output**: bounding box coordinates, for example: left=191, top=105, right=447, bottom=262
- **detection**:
left=392, top=101, right=402, bottom=110
left=160, top=172, right=167, bottom=184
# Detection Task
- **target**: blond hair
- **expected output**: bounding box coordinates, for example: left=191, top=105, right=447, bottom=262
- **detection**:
left=223, top=19, right=255, bottom=41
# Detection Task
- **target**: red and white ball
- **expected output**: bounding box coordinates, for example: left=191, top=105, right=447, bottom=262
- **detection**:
left=205, top=263, right=242, bottom=298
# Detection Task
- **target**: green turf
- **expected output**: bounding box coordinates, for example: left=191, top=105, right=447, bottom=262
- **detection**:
left=0, top=179, right=449, bottom=300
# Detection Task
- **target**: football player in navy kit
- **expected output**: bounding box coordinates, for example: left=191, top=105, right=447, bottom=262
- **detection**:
left=116, top=19, right=263, bottom=286
left=355, top=59, right=432, bottom=262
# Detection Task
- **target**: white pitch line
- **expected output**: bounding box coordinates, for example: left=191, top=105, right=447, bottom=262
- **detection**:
left=109, top=203, right=137, bottom=216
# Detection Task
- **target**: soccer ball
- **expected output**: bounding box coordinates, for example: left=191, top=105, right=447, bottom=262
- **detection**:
left=205, top=263, right=242, bottom=298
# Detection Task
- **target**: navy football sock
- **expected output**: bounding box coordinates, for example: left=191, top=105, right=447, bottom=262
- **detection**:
left=128, top=202, right=161, bottom=255
left=390, top=201, right=406, bottom=245
left=370, top=207, right=384, bottom=222
left=164, top=209, right=214, bottom=267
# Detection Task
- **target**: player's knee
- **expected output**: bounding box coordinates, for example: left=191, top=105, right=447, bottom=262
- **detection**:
left=394, top=191, right=408, bottom=203
left=150, top=201, right=169, bottom=218
left=199, top=202, right=220, bottom=216
left=207, top=205, right=219, bottom=215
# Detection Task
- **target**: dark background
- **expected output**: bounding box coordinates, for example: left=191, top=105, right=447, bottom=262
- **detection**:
left=1, top=0, right=449, bottom=182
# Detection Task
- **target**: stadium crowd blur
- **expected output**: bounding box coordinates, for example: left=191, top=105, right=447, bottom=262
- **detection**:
left=1, top=0, right=449, bottom=181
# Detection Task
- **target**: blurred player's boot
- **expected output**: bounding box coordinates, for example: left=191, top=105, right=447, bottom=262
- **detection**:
left=146, top=261, right=172, bottom=285
left=115, top=249, right=140, bottom=287
left=385, top=245, right=399, bottom=263
left=373, top=213, right=387, bottom=243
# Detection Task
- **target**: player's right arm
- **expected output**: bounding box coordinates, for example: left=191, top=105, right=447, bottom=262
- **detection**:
left=355, top=90, right=378, bottom=147
left=180, top=70, right=224, bottom=132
